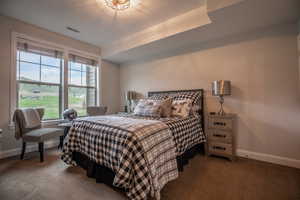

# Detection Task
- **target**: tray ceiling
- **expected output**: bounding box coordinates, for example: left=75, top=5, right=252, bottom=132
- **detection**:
left=1, top=0, right=299, bottom=64
left=0, top=0, right=205, bottom=46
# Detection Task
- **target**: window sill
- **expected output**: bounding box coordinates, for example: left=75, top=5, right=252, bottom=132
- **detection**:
left=9, top=119, right=65, bottom=130
left=42, top=119, right=65, bottom=126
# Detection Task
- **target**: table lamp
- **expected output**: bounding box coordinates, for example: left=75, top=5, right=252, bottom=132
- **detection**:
left=125, top=91, right=137, bottom=113
left=212, top=80, right=231, bottom=115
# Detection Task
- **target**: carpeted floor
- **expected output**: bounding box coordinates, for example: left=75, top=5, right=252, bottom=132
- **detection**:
left=0, top=149, right=299, bottom=200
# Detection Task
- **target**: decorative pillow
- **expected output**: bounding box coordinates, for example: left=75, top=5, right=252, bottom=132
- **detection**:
left=170, top=91, right=202, bottom=115
left=171, top=99, right=193, bottom=118
left=133, top=99, right=162, bottom=117
left=147, top=98, right=172, bottom=118
left=191, top=105, right=201, bottom=116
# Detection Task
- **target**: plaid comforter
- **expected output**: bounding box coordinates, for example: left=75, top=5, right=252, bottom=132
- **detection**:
left=163, top=116, right=205, bottom=155
left=121, top=114, right=206, bottom=156
left=62, top=115, right=178, bottom=200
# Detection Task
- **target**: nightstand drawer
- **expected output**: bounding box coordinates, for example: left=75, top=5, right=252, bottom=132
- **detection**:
left=209, top=142, right=232, bottom=155
left=208, top=117, right=233, bottom=130
left=208, top=130, right=232, bottom=143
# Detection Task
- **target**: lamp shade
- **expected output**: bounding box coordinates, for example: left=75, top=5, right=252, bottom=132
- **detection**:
left=212, top=80, right=231, bottom=96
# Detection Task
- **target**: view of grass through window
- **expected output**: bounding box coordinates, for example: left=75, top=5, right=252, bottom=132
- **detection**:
left=19, top=83, right=60, bottom=119
left=68, top=87, right=87, bottom=116
left=18, top=83, right=90, bottom=119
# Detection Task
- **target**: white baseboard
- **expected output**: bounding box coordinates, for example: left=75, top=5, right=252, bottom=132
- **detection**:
left=0, top=140, right=59, bottom=160
left=237, top=149, right=300, bottom=169
left=1, top=143, right=299, bottom=169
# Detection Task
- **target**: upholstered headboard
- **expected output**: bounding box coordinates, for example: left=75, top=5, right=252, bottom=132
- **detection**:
left=148, top=89, right=205, bottom=133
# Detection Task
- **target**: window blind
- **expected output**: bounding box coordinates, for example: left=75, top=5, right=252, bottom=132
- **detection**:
left=69, top=54, right=98, bottom=67
left=17, top=41, right=63, bottom=59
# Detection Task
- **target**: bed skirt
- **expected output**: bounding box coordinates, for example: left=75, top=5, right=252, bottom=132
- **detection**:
left=72, top=143, right=204, bottom=190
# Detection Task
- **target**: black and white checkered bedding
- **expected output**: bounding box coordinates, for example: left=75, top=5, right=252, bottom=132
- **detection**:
left=163, top=116, right=205, bottom=155
left=61, top=114, right=205, bottom=200
left=121, top=114, right=206, bottom=156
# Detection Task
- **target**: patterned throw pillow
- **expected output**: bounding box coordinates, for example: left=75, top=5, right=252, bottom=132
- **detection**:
left=147, top=98, right=172, bottom=118
left=133, top=99, right=162, bottom=117
left=171, top=99, right=193, bottom=118
left=170, top=91, right=202, bottom=115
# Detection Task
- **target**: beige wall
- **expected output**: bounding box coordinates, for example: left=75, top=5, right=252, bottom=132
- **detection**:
left=100, top=60, right=120, bottom=114
left=0, top=15, right=120, bottom=153
left=298, top=21, right=300, bottom=94
left=120, top=23, right=300, bottom=161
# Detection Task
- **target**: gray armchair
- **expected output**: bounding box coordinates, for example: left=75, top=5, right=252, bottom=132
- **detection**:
left=13, top=108, right=63, bottom=162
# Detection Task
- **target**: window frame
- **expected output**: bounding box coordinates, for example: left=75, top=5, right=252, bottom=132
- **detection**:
left=10, top=32, right=101, bottom=125
left=16, top=50, right=64, bottom=120
left=67, top=61, right=98, bottom=117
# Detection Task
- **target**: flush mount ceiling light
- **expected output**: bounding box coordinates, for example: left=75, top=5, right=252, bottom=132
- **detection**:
left=104, top=0, right=131, bottom=11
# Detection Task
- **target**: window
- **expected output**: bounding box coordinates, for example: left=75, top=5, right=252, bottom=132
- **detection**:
left=16, top=42, right=63, bottom=120
left=68, top=54, right=97, bottom=116
left=15, top=38, right=99, bottom=121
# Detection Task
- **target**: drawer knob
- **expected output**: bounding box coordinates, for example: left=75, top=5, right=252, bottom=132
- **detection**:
left=213, top=134, right=226, bottom=138
left=213, top=146, right=226, bottom=151
left=213, top=122, right=226, bottom=126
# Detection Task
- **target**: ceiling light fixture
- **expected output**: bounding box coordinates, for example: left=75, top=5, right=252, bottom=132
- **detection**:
left=66, top=26, right=80, bottom=33
left=104, top=0, right=131, bottom=11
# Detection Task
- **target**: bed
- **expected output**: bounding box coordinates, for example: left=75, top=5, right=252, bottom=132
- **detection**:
left=61, top=89, right=206, bottom=200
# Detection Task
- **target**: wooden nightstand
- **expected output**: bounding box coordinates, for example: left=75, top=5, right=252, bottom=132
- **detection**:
left=206, top=113, right=236, bottom=161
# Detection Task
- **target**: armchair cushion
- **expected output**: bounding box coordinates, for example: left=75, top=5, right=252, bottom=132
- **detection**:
left=23, top=128, right=63, bottom=143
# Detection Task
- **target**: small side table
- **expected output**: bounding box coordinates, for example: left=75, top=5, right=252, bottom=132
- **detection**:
left=206, top=113, right=237, bottom=161
left=58, top=122, right=72, bottom=149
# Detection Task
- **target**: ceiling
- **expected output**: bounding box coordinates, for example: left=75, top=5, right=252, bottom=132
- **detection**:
left=104, top=0, right=300, bottom=64
left=0, top=0, right=299, bottom=64
left=0, top=0, right=204, bottom=46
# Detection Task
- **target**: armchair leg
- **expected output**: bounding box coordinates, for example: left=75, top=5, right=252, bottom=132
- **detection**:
left=20, top=142, right=26, bottom=160
left=38, top=142, right=44, bottom=162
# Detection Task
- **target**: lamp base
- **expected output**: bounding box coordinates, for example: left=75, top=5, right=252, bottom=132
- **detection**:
left=218, top=108, right=226, bottom=116
left=218, top=95, right=226, bottom=115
